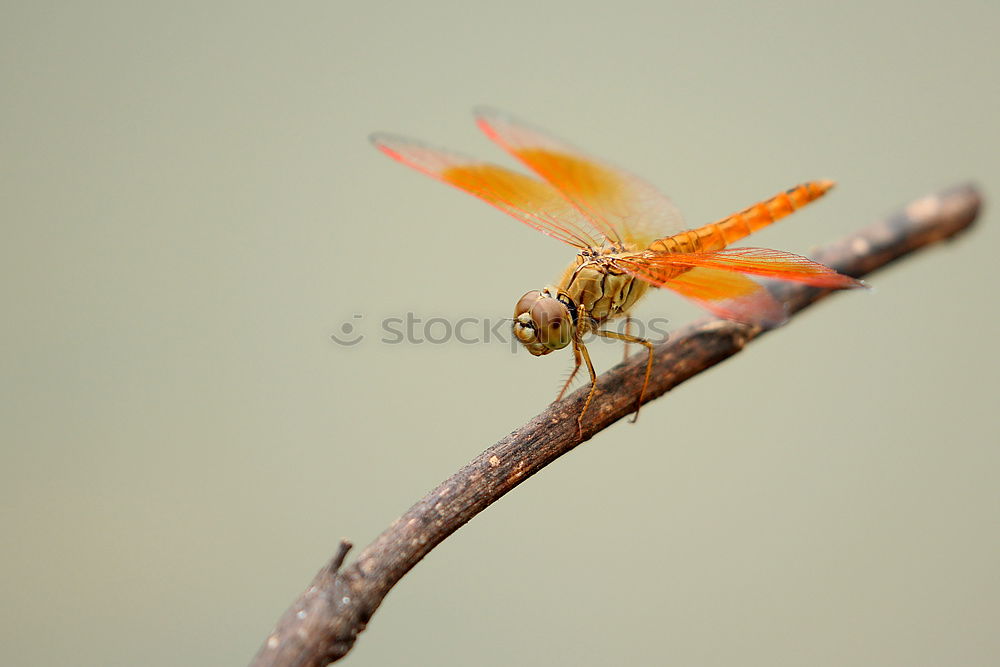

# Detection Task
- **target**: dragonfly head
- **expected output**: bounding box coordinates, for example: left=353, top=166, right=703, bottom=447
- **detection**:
left=513, top=287, right=576, bottom=356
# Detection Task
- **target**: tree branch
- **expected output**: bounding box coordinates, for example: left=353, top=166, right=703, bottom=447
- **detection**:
left=250, top=183, right=981, bottom=667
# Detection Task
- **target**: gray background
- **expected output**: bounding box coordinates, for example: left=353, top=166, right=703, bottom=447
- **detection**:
left=3, top=1, right=998, bottom=665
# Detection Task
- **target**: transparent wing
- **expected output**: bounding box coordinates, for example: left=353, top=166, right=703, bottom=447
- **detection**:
left=615, top=247, right=863, bottom=325
left=631, top=247, right=865, bottom=288
left=617, top=263, right=787, bottom=326
left=371, top=132, right=606, bottom=249
left=474, top=107, right=686, bottom=249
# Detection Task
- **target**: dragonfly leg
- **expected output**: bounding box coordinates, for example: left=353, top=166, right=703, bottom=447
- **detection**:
left=575, top=337, right=598, bottom=438
left=556, top=344, right=583, bottom=402
left=596, top=329, right=655, bottom=423
left=622, top=316, right=633, bottom=361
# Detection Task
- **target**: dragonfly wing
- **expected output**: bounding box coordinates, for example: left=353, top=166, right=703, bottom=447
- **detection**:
left=371, top=133, right=606, bottom=249
left=639, top=247, right=866, bottom=288
left=474, top=107, right=685, bottom=249
left=618, top=262, right=787, bottom=326
left=616, top=247, right=863, bottom=325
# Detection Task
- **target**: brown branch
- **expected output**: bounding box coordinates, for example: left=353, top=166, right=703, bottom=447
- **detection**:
left=250, top=183, right=981, bottom=667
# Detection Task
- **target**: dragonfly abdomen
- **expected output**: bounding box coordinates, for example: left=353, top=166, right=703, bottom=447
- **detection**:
left=648, top=180, right=835, bottom=254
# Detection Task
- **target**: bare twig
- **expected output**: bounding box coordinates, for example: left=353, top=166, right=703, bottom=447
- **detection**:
left=250, top=183, right=981, bottom=667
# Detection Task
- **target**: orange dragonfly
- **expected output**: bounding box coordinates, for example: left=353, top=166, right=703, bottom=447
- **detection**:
left=371, top=108, right=864, bottom=431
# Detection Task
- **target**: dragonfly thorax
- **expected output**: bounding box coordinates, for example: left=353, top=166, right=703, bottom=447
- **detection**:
left=558, top=255, right=650, bottom=325
left=512, top=287, right=577, bottom=356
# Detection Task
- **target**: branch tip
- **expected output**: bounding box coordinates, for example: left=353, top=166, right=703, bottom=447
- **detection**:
left=329, top=541, right=352, bottom=572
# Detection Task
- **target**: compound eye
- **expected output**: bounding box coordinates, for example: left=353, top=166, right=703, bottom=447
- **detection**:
left=514, top=290, right=541, bottom=319
left=530, top=299, right=572, bottom=350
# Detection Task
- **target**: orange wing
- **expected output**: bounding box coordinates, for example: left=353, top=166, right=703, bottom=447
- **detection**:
left=370, top=133, right=606, bottom=249
left=615, top=248, right=864, bottom=325
left=474, top=107, right=685, bottom=250
left=631, top=247, right=865, bottom=288
left=617, top=262, right=788, bottom=326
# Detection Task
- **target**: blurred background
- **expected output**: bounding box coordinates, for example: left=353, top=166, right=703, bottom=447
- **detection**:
left=2, top=1, right=997, bottom=665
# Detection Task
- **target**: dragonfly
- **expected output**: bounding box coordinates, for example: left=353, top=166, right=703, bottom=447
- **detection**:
left=371, top=108, right=864, bottom=432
